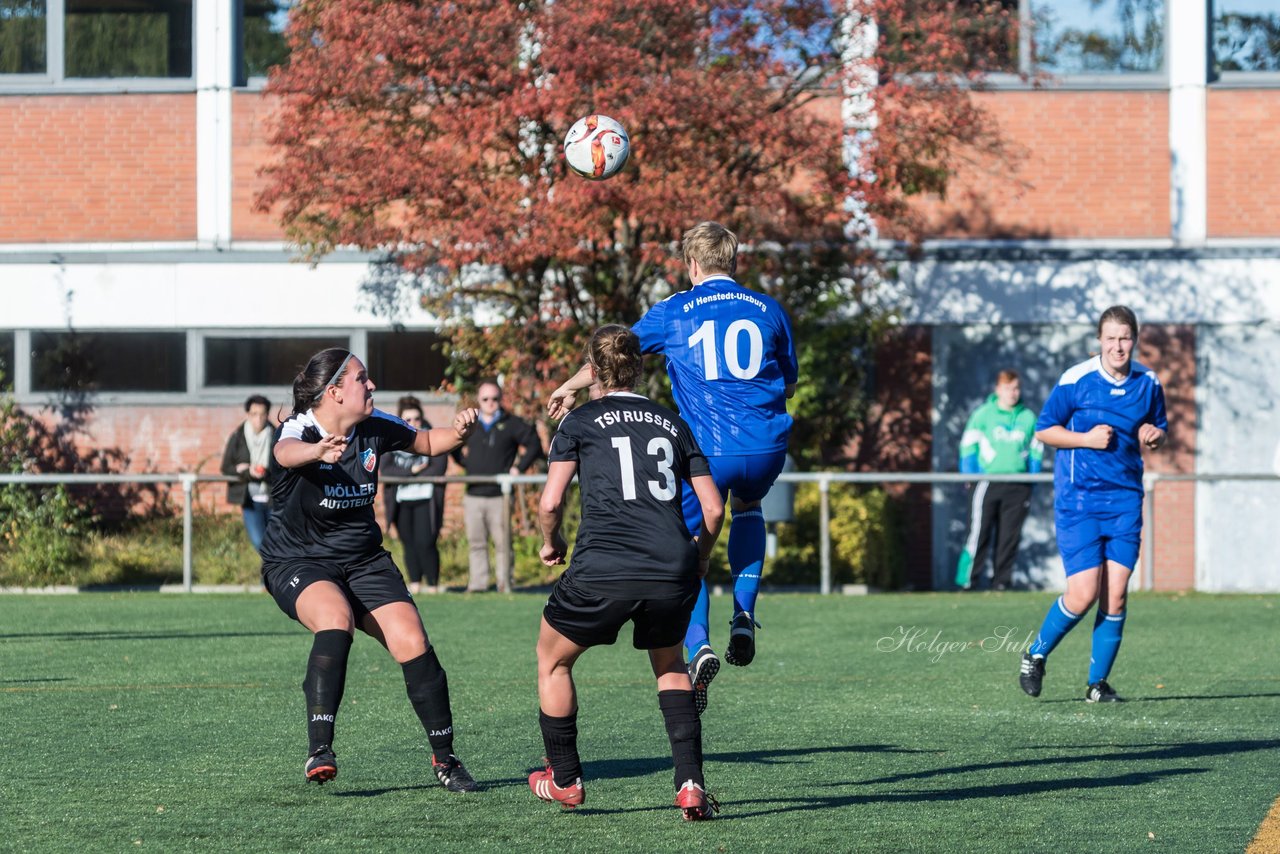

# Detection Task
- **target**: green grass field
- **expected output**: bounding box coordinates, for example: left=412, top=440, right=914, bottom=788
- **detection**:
left=3, top=591, right=1277, bottom=853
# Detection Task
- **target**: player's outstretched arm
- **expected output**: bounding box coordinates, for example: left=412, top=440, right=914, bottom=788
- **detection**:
left=538, top=460, right=577, bottom=565
left=275, top=434, right=347, bottom=468
left=547, top=364, right=593, bottom=420
left=413, top=408, right=478, bottom=457
left=690, top=474, right=724, bottom=578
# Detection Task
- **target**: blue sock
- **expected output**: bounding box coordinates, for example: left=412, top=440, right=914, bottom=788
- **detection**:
left=683, top=580, right=711, bottom=656
left=1088, top=609, right=1127, bottom=684
left=1028, top=596, right=1084, bottom=658
left=728, top=508, right=765, bottom=616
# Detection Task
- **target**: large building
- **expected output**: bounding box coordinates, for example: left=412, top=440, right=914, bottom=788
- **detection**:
left=2, top=1, right=1278, bottom=589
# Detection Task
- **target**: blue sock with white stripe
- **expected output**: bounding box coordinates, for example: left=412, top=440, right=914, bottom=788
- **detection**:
left=683, top=580, right=711, bottom=657
left=728, top=508, right=765, bottom=616
left=1028, top=596, right=1084, bottom=659
left=1088, top=609, right=1127, bottom=684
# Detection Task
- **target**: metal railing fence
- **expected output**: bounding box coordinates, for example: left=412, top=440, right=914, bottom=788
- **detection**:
left=1, top=471, right=1276, bottom=592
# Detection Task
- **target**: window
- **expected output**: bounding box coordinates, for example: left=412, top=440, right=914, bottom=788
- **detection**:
left=1, top=0, right=193, bottom=81
left=0, top=331, right=13, bottom=391
left=888, top=1, right=1163, bottom=79
left=1032, top=0, right=1165, bottom=74
left=65, top=0, right=192, bottom=78
left=0, top=0, right=46, bottom=74
left=204, top=336, right=348, bottom=387
left=883, top=1, right=1020, bottom=75
left=31, top=331, right=186, bottom=392
left=366, top=330, right=448, bottom=392
left=240, top=0, right=289, bottom=80
left=1214, top=0, right=1280, bottom=72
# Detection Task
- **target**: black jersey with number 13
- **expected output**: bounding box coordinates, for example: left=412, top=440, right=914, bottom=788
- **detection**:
left=549, top=392, right=710, bottom=598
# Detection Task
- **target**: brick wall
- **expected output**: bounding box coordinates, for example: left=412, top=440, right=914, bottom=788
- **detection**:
left=34, top=398, right=465, bottom=509
left=1207, top=89, right=1280, bottom=238
left=1140, top=324, right=1196, bottom=590
left=0, top=94, right=197, bottom=242
left=904, top=90, right=1171, bottom=240
left=847, top=326, right=935, bottom=590
left=232, top=92, right=285, bottom=241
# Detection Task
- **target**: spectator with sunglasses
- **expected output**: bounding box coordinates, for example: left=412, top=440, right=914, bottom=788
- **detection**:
left=451, top=380, right=543, bottom=593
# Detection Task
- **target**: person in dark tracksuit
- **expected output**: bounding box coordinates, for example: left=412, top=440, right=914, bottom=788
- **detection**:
left=955, top=369, right=1044, bottom=591
left=450, top=381, right=542, bottom=592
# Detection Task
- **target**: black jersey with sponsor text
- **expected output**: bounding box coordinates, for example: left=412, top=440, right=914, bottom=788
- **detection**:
left=550, top=392, right=710, bottom=598
left=260, top=409, right=416, bottom=566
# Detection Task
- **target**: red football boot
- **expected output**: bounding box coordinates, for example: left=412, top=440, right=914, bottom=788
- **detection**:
left=528, top=763, right=585, bottom=809
left=675, top=779, right=720, bottom=821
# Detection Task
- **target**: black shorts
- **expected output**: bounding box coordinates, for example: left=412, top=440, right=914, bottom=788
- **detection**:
left=262, top=551, right=412, bottom=623
left=544, top=577, right=699, bottom=650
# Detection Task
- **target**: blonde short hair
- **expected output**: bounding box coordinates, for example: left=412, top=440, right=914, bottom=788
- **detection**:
left=682, top=221, right=738, bottom=275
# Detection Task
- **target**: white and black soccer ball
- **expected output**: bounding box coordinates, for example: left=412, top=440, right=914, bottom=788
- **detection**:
left=563, top=114, right=630, bottom=180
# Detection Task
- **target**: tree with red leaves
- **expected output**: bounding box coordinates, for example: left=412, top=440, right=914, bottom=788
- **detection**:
left=259, top=0, right=1015, bottom=465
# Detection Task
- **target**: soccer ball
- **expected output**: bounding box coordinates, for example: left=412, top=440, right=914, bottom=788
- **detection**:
left=563, top=115, right=630, bottom=180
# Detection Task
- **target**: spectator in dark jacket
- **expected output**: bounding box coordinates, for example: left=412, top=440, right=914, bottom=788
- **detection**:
left=451, top=381, right=542, bottom=592
left=220, top=394, right=276, bottom=553
left=382, top=396, right=449, bottom=594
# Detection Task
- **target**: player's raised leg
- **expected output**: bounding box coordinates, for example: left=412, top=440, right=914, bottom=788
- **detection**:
left=725, top=502, right=764, bottom=666
left=681, top=482, right=720, bottom=713
left=723, top=451, right=786, bottom=667
left=363, top=600, right=478, bottom=792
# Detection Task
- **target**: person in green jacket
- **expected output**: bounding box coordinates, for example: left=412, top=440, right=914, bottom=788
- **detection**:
left=955, top=370, right=1044, bottom=590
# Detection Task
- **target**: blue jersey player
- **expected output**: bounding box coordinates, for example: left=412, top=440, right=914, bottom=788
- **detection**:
left=1019, top=306, right=1167, bottom=703
left=548, top=222, right=798, bottom=714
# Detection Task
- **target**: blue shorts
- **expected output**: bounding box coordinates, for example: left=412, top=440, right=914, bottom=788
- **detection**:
left=1055, top=509, right=1143, bottom=576
left=682, top=450, right=788, bottom=534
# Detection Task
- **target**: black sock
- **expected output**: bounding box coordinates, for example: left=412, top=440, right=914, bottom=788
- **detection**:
left=538, top=709, right=582, bottom=787
left=402, top=648, right=454, bottom=756
left=303, top=629, right=352, bottom=753
left=658, top=689, right=703, bottom=789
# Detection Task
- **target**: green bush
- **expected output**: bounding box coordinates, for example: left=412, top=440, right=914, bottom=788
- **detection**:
left=0, top=376, right=93, bottom=585
left=0, top=485, right=90, bottom=586
left=702, top=482, right=904, bottom=590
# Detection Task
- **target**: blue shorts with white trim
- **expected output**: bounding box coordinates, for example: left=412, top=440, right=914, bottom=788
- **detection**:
left=1055, top=509, right=1143, bottom=576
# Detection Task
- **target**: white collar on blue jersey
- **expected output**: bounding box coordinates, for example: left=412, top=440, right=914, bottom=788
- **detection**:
left=694, top=274, right=738, bottom=288
left=603, top=391, right=647, bottom=399
left=1093, top=355, right=1131, bottom=386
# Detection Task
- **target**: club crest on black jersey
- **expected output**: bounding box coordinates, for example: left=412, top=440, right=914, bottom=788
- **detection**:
left=260, top=409, right=416, bottom=564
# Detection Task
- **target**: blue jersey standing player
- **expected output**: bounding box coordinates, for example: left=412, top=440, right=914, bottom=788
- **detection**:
left=1019, top=306, right=1167, bottom=703
left=549, top=222, right=798, bottom=714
